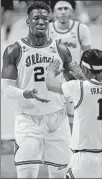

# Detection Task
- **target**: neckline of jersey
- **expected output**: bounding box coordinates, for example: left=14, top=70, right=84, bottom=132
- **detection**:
left=21, top=38, right=53, bottom=48
left=53, top=20, right=75, bottom=34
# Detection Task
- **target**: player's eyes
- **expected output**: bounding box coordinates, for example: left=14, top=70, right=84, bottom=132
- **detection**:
left=58, top=7, right=62, bottom=11
left=33, top=16, right=40, bottom=20
left=64, top=7, right=69, bottom=10
left=58, top=7, right=69, bottom=11
left=43, top=17, right=49, bottom=21
left=33, top=16, right=48, bottom=21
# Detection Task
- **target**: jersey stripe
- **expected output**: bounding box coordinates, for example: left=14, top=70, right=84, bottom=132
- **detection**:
left=67, top=168, right=75, bottom=178
left=71, top=149, right=102, bottom=153
left=77, top=22, right=82, bottom=67
left=14, top=160, right=43, bottom=166
left=74, top=81, right=84, bottom=109
left=88, top=79, right=102, bottom=86
left=44, top=161, right=68, bottom=167
left=77, top=22, right=82, bottom=47
left=15, top=42, right=22, bottom=67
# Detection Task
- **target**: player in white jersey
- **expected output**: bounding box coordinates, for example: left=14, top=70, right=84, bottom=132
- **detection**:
left=49, top=0, right=91, bottom=121
left=49, top=0, right=91, bottom=63
left=46, top=49, right=102, bottom=178
left=1, top=1, right=78, bottom=178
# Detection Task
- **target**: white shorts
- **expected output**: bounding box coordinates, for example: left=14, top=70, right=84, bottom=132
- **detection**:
left=14, top=109, right=72, bottom=169
left=66, top=151, right=102, bottom=178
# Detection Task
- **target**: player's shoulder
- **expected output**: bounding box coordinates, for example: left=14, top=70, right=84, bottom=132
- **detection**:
left=79, top=22, right=89, bottom=32
left=3, top=42, right=21, bottom=65
left=66, top=79, right=80, bottom=87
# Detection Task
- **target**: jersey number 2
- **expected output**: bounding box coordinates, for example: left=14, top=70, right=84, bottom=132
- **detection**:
left=34, top=67, right=45, bottom=82
left=98, top=99, right=102, bottom=120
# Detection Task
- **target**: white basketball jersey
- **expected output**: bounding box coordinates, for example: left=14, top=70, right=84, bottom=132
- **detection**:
left=16, top=39, right=67, bottom=115
left=49, top=21, right=82, bottom=65
left=62, top=80, right=102, bottom=150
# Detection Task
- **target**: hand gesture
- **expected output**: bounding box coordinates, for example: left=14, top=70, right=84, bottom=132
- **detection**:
left=47, top=60, right=64, bottom=77
left=23, top=88, right=50, bottom=103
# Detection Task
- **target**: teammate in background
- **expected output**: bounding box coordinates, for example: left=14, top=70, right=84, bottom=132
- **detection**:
left=49, top=0, right=91, bottom=60
left=1, top=1, right=76, bottom=178
left=49, top=0, right=91, bottom=124
left=46, top=49, right=102, bottom=178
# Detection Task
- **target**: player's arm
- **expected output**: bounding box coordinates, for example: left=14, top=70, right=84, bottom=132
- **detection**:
left=46, top=59, right=75, bottom=96
left=1, top=44, right=45, bottom=101
left=58, top=43, right=85, bottom=81
left=1, top=43, right=26, bottom=100
left=79, top=23, right=91, bottom=51
left=46, top=42, right=85, bottom=93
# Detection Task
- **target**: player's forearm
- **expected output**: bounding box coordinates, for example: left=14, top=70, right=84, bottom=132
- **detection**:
left=1, top=79, right=25, bottom=101
left=46, top=74, right=63, bottom=94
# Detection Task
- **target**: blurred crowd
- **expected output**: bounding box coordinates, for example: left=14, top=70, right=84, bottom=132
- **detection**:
left=1, top=0, right=102, bottom=42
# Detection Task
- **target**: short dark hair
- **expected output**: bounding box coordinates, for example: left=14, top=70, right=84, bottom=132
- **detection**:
left=27, top=1, right=51, bottom=15
left=80, top=49, right=102, bottom=72
left=50, top=0, right=76, bottom=11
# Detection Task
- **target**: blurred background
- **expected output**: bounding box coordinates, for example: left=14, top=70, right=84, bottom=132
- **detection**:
left=1, top=0, right=102, bottom=178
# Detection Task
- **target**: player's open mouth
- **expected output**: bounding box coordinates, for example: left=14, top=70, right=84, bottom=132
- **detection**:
left=37, top=27, right=46, bottom=31
left=60, top=16, right=67, bottom=19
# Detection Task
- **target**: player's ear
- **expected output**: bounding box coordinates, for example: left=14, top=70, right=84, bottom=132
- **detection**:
left=26, top=19, right=30, bottom=27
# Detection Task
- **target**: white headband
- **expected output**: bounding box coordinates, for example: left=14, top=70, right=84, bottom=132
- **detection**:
left=82, top=61, right=102, bottom=70
left=54, top=1, right=73, bottom=10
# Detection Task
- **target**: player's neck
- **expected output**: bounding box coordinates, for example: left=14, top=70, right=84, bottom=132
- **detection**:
left=26, top=31, right=50, bottom=47
left=55, top=19, right=73, bottom=31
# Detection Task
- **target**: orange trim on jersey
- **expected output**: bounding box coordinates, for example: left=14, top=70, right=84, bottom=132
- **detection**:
left=77, top=22, right=82, bottom=47
left=88, top=79, right=102, bottom=86
left=21, top=38, right=53, bottom=48
left=74, top=81, right=84, bottom=110
left=44, top=161, right=68, bottom=167
left=53, top=20, right=75, bottom=34
left=14, top=160, right=43, bottom=166
left=71, top=149, right=102, bottom=153
left=15, top=42, right=22, bottom=67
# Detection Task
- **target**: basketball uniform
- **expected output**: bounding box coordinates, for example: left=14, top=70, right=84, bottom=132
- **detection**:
left=49, top=20, right=82, bottom=65
left=14, top=38, right=72, bottom=170
left=62, top=79, right=102, bottom=178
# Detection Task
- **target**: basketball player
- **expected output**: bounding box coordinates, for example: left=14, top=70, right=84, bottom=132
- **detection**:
left=46, top=49, right=102, bottom=178
left=1, top=1, right=77, bottom=178
left=49, top=0, right=91, bottom=121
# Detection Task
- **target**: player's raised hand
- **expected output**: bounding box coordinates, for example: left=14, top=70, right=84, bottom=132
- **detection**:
left=47, top=60, right=64, bottom=77
left=69, top=62, right=86, bottom=80
left=23, top=89, right=50, bottom=103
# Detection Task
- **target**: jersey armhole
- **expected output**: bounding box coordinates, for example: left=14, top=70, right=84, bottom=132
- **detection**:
left=15, top=42, right=22, bottom=67
left=77, top=22, right=82, bottom=47
left=56, top=40, right=64, bottom=61
left=74, top=81, right=84, bottom=109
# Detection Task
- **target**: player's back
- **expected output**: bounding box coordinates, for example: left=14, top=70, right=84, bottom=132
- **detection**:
left=71, top=80, right=102, bottom=151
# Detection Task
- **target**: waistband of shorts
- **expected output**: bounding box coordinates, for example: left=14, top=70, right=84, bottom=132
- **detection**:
left=71, top=149, right=102, bottom=153
left=22, top=108, right=67, bottom=119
